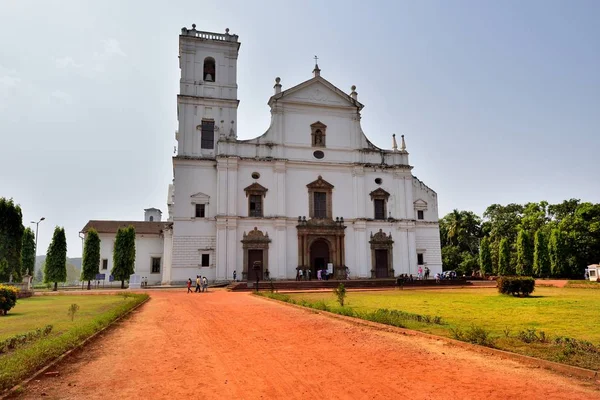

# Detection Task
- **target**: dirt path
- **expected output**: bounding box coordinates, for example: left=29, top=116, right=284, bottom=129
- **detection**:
left=15, top=290, right=599, bottom=399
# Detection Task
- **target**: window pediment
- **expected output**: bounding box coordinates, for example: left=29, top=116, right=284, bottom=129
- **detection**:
left=244, top=182, right=268, bottom=197
left=190, top=192, right=210, bottom=204
left=306, top=175, right=334, bottom=190
left=310, top=121, right=327, bottom=129
left=414, top=199, right=428, bottom=210
left=369, top=188, right=390, bottom=200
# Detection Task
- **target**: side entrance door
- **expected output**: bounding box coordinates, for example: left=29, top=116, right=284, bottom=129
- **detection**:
left=375, top=249, right=388, bottom=278
left=247, top=249, right=263, bottom=281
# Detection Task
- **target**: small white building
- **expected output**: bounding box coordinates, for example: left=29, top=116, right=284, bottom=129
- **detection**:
left=586, top=264, right=600, bottom=281
left=80, top=211, right=171, bottom=286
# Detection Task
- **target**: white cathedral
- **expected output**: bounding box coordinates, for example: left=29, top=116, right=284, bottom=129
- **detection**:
left=82, top=25, right=443, bottom=284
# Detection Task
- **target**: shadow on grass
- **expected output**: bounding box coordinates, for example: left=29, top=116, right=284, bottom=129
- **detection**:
left=2, top=312, right=25, bottom=317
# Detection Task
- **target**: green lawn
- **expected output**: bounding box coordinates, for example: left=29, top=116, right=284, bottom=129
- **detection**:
left=288, top=287, right=600, bottom=342
left=0, top=295, right=132, bottom=340
left=0, top=294, right=148, bottom=392
left=285, top=287, right=600, bottom=369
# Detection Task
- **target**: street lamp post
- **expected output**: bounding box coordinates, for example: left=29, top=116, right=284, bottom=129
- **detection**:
left=30, top=217, right=45, bottom=276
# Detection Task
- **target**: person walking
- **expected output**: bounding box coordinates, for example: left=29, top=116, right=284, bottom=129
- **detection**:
left=233, top=270, right=237, bottom=281
left=202, top=276, right=208, bottom=292
left=195, top=275, right=201, bottom=293
left=187, top=278, right=193, bottom=293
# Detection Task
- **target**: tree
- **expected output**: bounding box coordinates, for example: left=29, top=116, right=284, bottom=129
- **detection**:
left=497, top=238, right=511, bottom=276
left=0, top=198, right=24, bottom=281
left=533, top=230, right=550, bottom=278
left=81, top=229, right=101, bottom=290
left=549, top=229, right=567, bottom=277
left=21, top=227, right=36, bottom=276
left=35, top=268, right=43, bottom=283
left=44, top=227, right=67, bottom=291
left=112, top=226, right=136, bottom=289
left=479, top=237, right=492, bottom=277
left=516, top=229, right=533, bottom=276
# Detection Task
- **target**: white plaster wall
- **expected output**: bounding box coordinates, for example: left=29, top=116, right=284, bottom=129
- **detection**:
left=415, top=225, right=443, bottom=276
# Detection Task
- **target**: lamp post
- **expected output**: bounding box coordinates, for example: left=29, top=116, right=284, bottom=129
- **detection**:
left=30, top=217, right=45, bottom=275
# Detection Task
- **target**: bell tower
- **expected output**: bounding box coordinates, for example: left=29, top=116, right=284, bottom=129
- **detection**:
left=177, top=25, right=241, bottom=157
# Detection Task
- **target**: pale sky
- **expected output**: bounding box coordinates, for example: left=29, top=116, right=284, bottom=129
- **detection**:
left=1, top=0, right=598, bottom=257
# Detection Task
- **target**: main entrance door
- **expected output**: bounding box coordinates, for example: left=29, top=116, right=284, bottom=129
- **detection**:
left=247, top=249, right=263, bottom=282
left=310, top=239, right=330, bottom=278
left=375, top=249, right=389, bottom=278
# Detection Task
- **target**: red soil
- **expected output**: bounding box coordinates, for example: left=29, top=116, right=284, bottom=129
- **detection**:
left=15, top=290, right=599, bottom=399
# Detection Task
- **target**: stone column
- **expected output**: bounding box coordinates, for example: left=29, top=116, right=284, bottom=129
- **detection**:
left=216, top=219, right=227, bottom=280
left=161, top=228, right=173, bottom=285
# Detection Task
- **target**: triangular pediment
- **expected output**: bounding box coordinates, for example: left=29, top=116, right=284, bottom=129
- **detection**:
left=414, top=199, right=428, bottom=210
left=370, top=188, right=390, bottom=200
left=269, top=76, right=363, bottom=110
left=244, top=182, right=268, bottom=197
left=190, top=192, right=210, bottom=200
left=306, top=175, right=334, bottom=190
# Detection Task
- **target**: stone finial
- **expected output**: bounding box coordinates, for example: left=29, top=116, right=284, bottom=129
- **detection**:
left=225, top=28, right=229, bottom=33
left=274, top=77, right=282, bottom=94
left=350, top=85, right=358, bottom=100
left=313, top=55, right=321, bottom=77
left=401, top=134, right=406, bottom=151
left=392, top=134, right=398, bottom=152
left=192, top=24, right=197, bottom=29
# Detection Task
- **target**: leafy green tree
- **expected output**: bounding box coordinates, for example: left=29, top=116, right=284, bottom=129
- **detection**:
left=81, top=229, right=101, bottom=290
left=44, top=227, right=67, bottom=291
left=21, top=228, right=36, bottom=276
left=516, top=229, right=533, bottom=276
left=548, top=229, right=567, bottom=277
left=439, top=210, right=482, bottom=271
left=479, top=237, right=492, bottom=277
left=0, top=198, right=25, bottom=281
left=533, top=230, right=550, bottom=278
left=34, top=268, right=43, bottom=283
left=112, top=226, right=136, bottom=289
left=497, top=238, right=510, bottom=276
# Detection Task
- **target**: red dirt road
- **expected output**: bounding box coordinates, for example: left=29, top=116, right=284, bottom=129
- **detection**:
left=16, top=290, right=599, bottom=399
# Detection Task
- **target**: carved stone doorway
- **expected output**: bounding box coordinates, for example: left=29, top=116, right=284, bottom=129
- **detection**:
left=375, top=249, right=389, bottom=278
left=310, top=239, right=330, bottom=277
left=241, top=227, right=270, bottom=281
left=247, top=250, right=263, bottom=282
left=370, top=229, right=394, bottom=279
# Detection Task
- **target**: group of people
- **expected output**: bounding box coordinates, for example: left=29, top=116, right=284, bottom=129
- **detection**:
left=187, top=275, right=209, bottom=293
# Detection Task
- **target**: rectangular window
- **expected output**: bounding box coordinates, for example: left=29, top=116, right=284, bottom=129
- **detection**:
left=590, top=270, right=596, bottom=277
left=102, top=259, right=108, bottom=270
left=201, top=254, right=210, bottom=267
left=374, top=199, right=386, bottom=220
left=151, top=257, right=161, bottom=274
left=314, top=192, right=327, bottom=218
left=249, top=195, right=263, bottom=217
left=417, top=253, right=424, bottom=265
left=200, top=120, right=215, bottom=149
left=195, top=203, right=205, bottom=218
left=417, top=210, right=424, bottom=220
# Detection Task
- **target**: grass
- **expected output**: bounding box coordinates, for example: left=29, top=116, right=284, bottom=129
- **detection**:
left=279, top=287, right=600, bottom=370
left=566, top=280, right=600, bottom=288
left=0, top=293, right=148, bottom=392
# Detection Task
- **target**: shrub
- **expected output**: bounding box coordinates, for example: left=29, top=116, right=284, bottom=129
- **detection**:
left=497, top=276, right=535, bottom=297
left=451, top=325, right=496, bottom=347
left=333, top=283, right=347, bottom=306
left=517, top=328, right=549, bottom=343
left=0, top=284, right=19, bottom=315
left=0, top=325, right=53, bottom=354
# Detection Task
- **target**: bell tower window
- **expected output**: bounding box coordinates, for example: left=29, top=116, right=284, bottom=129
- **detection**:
left=203, top=57, right=216, bottom=82
left=200, top=120, right=215, bottom=149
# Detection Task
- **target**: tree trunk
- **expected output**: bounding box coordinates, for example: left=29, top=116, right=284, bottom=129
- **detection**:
left=53, top=282, right=57, bottom=291
left=87, top=280, right=91, bottom=290
left=121, top=280, right=125, bottom=289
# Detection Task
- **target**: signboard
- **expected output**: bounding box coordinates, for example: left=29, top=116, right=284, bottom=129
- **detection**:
left=327, top=263, right=333, bottom=274
left=95, top=273, right=106, bottom=281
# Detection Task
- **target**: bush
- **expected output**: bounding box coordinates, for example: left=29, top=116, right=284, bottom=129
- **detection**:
left=451, top=325, right=496, bottom=347
left=0, top=284, right=19, bottom=315
left=517, top=328, right=549, bottom=343
left=497, top=276, right=535, bottom=296
left=0, top=325, right=53, bottom=354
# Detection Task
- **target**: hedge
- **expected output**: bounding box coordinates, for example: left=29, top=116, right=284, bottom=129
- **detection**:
left=0, top=284, right=19, bottom=315
left=497, top=276, right=535, bottom=297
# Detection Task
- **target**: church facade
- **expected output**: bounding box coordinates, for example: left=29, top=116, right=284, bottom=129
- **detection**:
left=162, top=25, right=443, bottom=284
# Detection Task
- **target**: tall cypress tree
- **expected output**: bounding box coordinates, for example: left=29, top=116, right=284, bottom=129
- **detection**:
left=81, top=229, right=101, bottom=290
left=533, top=230, right=550, bottom=278
left=549, top=228, right=566, bottom=277
left=0, top=198, right=24, bottom=281
left=479, top=237, right=492, bottom=277
left=44, top=227, right=67, bottom=291
left=497, top=238, right=510, bottom=276
left=516, top=229, right=533, bottom=276
left=112, top=226, right=136, bottom=289
left=21, top=227, right=36, bottom=276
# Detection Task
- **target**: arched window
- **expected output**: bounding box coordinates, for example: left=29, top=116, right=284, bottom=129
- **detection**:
left=149, top=216, right=154, bottom=222
left=203, top=57, right=215, bottom=82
